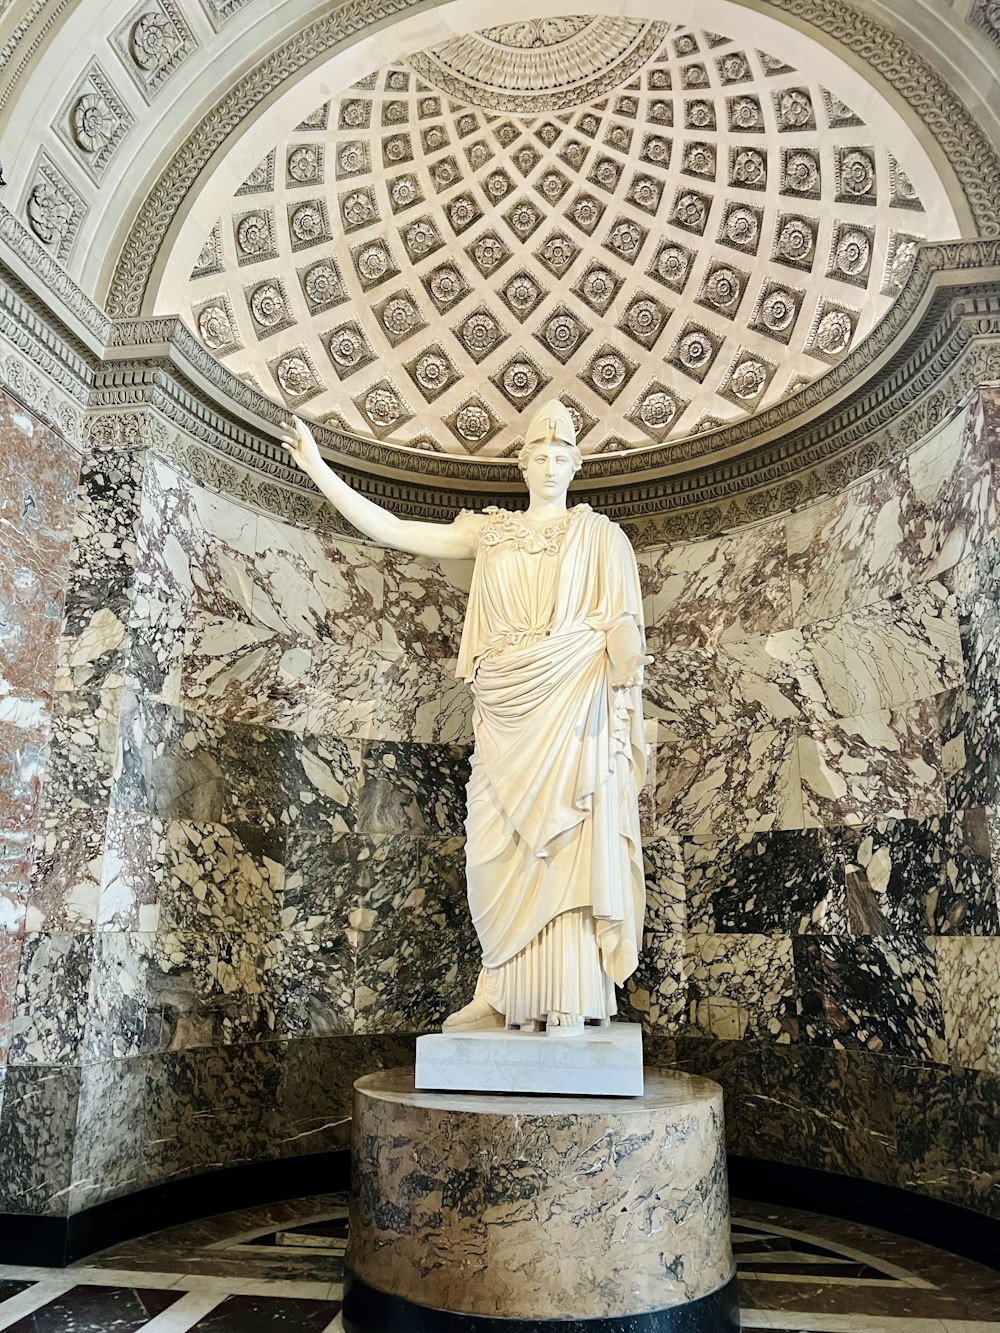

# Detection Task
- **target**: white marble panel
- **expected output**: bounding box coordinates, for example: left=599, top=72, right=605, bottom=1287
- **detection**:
left=140, top=458, right=259, bottom=615
left=642, top=519, right=791, bottom=646
left=798, top=698, right=945, bottom=828
left=181, top=613, right=376, bottom=739
left=653, top=727, right=804, bottom=837
left=252, top=518, right=384, bottom=646
left=370, top=654, right=473, bottom=744
left=838, top=584, right=963, bottom=715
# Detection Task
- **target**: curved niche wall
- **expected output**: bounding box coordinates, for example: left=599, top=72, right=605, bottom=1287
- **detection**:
left=1, top=385, right=997, bottom=1232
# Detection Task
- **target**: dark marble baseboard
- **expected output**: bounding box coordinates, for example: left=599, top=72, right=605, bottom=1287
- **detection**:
left=3, top=1149, right=998, bottom=1276
left=342, top=1272, right=740, bottom=1333
left=0, top=1151, right=351, bottom=1267
left=729, top=1156, right=1000, bottom=1273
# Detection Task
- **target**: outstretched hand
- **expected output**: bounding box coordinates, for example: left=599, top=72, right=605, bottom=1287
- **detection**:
left=612, top=653, right=654, bottom=690
left=278, top=416, right=323, bottom=474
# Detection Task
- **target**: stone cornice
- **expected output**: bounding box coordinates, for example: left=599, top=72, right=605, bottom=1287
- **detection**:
left=0, top=204, right=110, bottom=347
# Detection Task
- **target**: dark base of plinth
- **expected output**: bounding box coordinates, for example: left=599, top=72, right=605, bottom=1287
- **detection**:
left=342, top=1270, right=740, bottom=1332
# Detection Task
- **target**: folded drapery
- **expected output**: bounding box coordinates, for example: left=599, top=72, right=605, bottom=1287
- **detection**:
left=455, top=505, right=647, bottom=1022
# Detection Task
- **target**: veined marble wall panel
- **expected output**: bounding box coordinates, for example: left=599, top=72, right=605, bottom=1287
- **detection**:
left=637, top=387, right=1000, bottom=1219
left=0, top=389, right=83, bottom=1218
left=68, top=452, right=477, bottom=1211
left=0, top=382, right=478, bottom=1215
left=70, top=1034, right=417, bottom=1213
left=4, top=370, right=1000, bottom=1220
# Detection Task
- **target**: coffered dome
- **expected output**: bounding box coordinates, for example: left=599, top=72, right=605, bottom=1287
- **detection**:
left=178, top=16, right=956, bottom=462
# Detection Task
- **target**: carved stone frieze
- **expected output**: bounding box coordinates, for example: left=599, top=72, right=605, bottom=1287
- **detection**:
left=0, top=341, right=88, bottom=447
left=0, top=204, right=109, bottom=341
left=20, top=234, right=996, bottom=496
left=409, top=19, right=670, bottom=113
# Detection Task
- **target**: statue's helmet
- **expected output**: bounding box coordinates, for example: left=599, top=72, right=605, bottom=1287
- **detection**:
left=524, top=399, right=577, bottom=449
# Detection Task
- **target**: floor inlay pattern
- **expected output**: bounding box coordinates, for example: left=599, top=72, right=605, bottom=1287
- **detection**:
left=0, top=1195, right=995, bottom=1331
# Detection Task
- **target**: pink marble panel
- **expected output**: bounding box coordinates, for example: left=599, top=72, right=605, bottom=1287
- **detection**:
left=0, top=721, right=48, bottom=837
left=0, top=395, right=79, bottom=707
left=0, top=527, right=73, bottom=707
left=0, top=394, right=79, bottom=536
left=0, top=835, right=32, bottom=933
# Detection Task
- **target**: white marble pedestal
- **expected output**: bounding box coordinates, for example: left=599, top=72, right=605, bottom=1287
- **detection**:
left=344, top=1068, right=739, bottom=1332
left=415, top=1022, right=644, bottom=1095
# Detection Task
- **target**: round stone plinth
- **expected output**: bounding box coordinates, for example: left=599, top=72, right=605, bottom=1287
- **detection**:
left=345, top=1068, right=737, bottom=1332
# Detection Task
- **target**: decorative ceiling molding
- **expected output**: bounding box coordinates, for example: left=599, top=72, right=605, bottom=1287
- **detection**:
left=103, top=0, right=1000, bottom=324
left=4, top=227, right=1000, bottom=547
left=0, top=0, right=76, bottom=117
left=763, top=0, right=999, bottom=235
left=0, top=203, right=110, bottom=343
left=409, top=18, right=669, bottom=112
left=181, top=33, right=939, bottom=458
left=105, top=0, right=425, bottom=319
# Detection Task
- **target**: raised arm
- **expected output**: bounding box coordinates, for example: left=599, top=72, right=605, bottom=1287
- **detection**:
left=278, top=417, right=481, bottom=560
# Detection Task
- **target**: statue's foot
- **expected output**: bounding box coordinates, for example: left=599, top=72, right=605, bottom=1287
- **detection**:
left=546, top=1011, right=585, bottom=1035
left=442, top=997, right=505, bottom=1032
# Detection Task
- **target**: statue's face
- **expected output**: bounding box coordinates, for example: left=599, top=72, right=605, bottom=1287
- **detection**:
left=521, top=440, right=576, bottom=504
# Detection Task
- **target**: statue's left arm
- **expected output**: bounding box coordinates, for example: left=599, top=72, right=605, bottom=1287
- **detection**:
left=607, top=616, right=652, bottom=690
left=603, top=524, right=652, bottom=690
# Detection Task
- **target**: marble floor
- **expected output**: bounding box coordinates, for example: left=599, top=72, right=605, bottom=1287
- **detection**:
left=0, top=1195, right=996, bottom=1331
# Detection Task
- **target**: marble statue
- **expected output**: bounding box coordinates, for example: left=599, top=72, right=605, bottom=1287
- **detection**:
left=279, top=402, right=649, bottom=1035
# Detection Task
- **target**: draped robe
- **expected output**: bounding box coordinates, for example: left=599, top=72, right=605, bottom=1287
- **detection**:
left=455, top=504, right=646, bottom=1024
